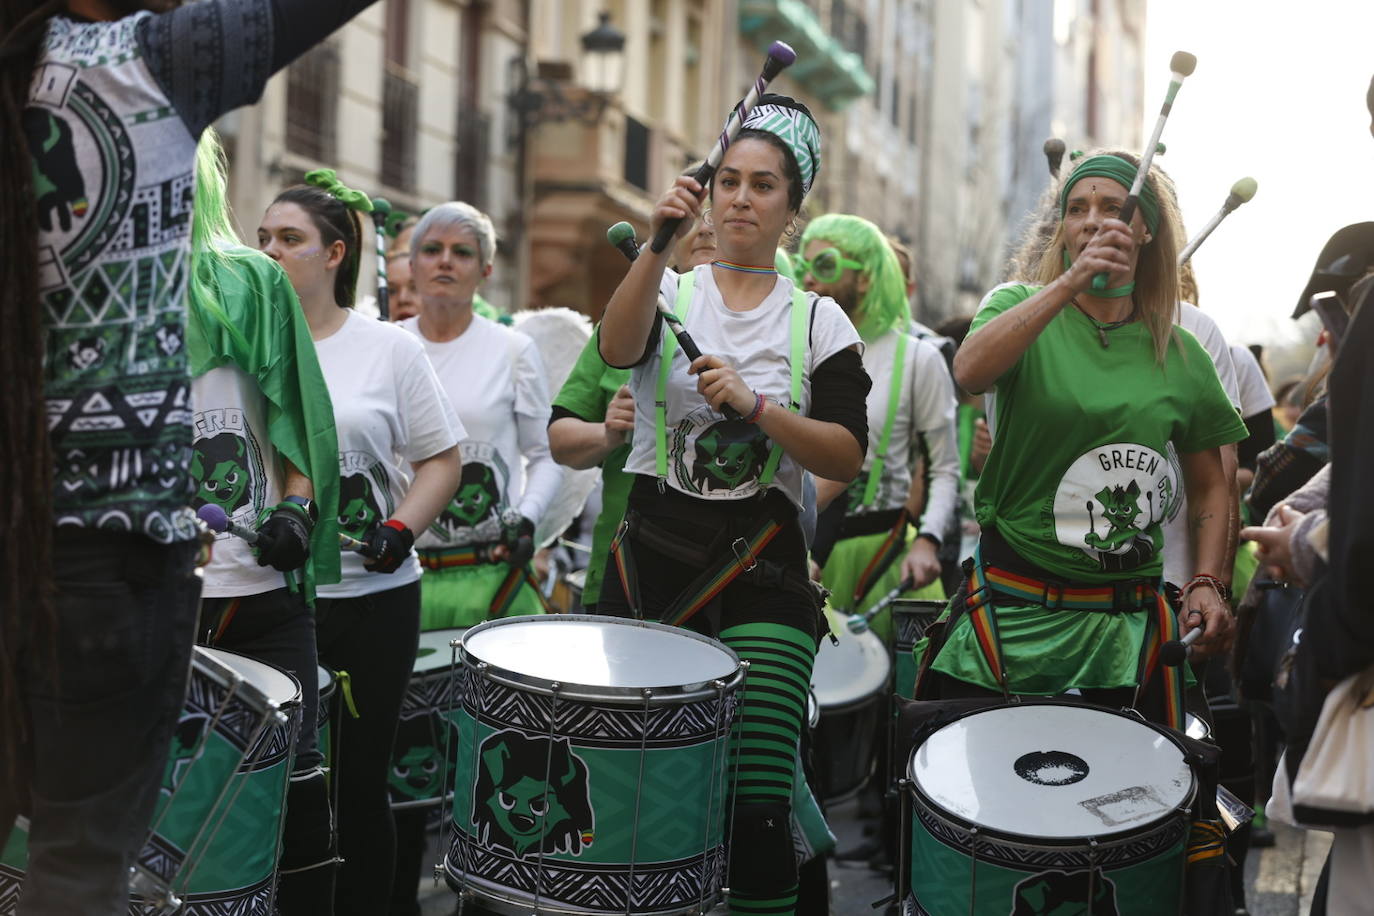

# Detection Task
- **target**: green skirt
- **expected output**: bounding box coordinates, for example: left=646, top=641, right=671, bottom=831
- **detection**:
left=821, top=528, right=945, bottom=643
left=419, top=563, right=545, bottom=630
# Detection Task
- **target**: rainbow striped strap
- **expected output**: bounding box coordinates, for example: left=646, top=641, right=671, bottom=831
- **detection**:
left=416, top=545, right=491, bottom=570
left=610, top=521, right=643, bottom=619
left=662, top=520, right=783, bottom=628
left=980, top=564, right=1152, bottom=612
left=965, top=555, right=1011, bottom=698
left=850, top=509, right=909, bottom=610
left=488, top=565, right=553, bottom=618
left=1135, top=589, right=1184, bottom=730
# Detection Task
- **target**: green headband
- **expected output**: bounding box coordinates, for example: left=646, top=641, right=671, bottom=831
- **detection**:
left=1059, top=155, right=1159, bottom=234
left=305, top=169, right=374, bottom=214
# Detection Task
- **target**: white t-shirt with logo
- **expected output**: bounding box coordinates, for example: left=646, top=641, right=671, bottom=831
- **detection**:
left=1230, top=344, right=1277, bottom=419
left=621, top=265, right=862, bottom=509
left=314, top=311, right=464, bottom=597
left=851, top=329, right=960, bottom=542
left=192, top=365, right=287, bottom=598
left=398, top=315, right=562, bottom=548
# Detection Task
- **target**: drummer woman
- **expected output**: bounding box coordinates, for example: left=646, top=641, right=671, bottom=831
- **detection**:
left=919, top=150, right=1246, bottom=727
left=597, top=94, right=871, bottom=915
left=258, top=181, right=463, bottom=916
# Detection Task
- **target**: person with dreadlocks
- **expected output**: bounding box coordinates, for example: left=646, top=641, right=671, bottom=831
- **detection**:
left=0, top=2, right=378, bottom=913
left=257, top=179, right=463, bottom=916
left=914, top=149, right=1246, bottom=729
left=186, top=131, right=342, bottom=912
left=799, top=214, right=957, bottom=640
left=597, top=94, right=871, bottom=916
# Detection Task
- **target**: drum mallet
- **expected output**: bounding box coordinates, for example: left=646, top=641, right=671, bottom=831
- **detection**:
left=607, top=221, right=742, bottom=421
left=1043, top=137, right=1066, bottom=177
left=1177, top=177, right=1258, bottom=267
left=339, top=532, right=377, bottom=557
left=1160, top=626, right=1203, bottom=666
left=649, top=41, right=796, bottom=253
left=371, top=197, right=393, bottom=321
left=846, top=576, right=915, bottom=635
left=197, top=503, right=273, bottom=551
left=1091, top=50, right=1197, bottom=293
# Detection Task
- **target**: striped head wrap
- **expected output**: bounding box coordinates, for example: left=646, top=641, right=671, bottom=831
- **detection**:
left=737, top=94, right=822, bottom=197
left=1059, top=154, right=1159, bottom=234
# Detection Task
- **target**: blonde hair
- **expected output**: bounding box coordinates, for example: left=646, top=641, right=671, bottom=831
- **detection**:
left=1031, top=149, right=1182, bottom=364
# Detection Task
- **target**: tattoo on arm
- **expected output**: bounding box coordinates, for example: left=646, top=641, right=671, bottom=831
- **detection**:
left=1190, top=511, right=1214, bottom=533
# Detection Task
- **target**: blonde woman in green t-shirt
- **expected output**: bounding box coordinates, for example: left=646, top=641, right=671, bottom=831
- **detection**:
left=917, top=151, right=1247, bottom=728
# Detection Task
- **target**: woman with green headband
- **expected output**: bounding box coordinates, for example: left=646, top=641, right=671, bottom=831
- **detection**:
left=597, top=94, right=871, bottom=916
left=914, top=150, right=1246, bottom=729
left=258, top=182, right=463, bottom=916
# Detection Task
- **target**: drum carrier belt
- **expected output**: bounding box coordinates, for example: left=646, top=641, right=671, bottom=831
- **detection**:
left=616, top=269, right=810, bottom=628
left=417, top=544, right=552, bottom=617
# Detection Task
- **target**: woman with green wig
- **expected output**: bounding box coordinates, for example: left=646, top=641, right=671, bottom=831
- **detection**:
left=916, top=149, right=1246, bottom=729
left=798, top=213, right=958, bottom=642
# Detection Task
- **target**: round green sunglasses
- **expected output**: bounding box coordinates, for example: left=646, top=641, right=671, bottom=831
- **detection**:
left=794, top=247, right=863, bottom=283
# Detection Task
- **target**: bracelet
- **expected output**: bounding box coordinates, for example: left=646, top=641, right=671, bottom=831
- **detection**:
left=1181, top=574, right=1231, bottom=604
left=744, top=392, right=766, bottom=424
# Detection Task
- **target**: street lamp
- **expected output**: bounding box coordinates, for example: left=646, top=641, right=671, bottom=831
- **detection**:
left=506, top=11, right=626, bottom=147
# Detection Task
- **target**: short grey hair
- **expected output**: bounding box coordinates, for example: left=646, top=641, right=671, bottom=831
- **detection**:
left=410, top=201, right=497, bottom=268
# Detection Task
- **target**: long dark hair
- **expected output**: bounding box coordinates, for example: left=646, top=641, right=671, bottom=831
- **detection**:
left=271, top=185, right=363, bottom=308
left=0, top=0, right=63, bottom=786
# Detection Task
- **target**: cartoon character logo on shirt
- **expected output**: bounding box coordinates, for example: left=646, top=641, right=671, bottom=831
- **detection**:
left=337, top=450, right=395, bottom=540
left=471, top=730, right=594, bottom=859
left=431, top=443, right=510, bottom=544
left=671, top=409, right=772, bottom=497
left=1010, top=867, right=1119, bottom=915
left=1052, top=443, right=1173, bottom=572
left=191, top=432, right=253, bottom=517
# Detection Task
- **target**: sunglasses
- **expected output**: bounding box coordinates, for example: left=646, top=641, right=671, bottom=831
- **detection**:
left=794, top=248, right=863, bottom=284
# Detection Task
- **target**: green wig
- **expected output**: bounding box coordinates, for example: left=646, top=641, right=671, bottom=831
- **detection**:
left=775, top=247, right=797, bottom=283
left=188, top=129, right=254, bottom=368
left=800, top=213, right=908, bottom=341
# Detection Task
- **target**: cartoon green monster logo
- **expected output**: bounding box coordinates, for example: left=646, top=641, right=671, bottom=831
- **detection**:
left=191, top=433, right=252, bottom=515
left=442, top=463, right=501, bottom=529
left=690, top=419, right=770, bottom=493
left=1011, top=867, right=1119, bottom=915
left=388, top=714, right=450, bottom=801
left=161, top=714, right=209, bottom=795
left=471, top=730, right=594, bottom=859
left=338, top=473, right=382, bottom=538
left=1084, top=480, right=1156, bottom=572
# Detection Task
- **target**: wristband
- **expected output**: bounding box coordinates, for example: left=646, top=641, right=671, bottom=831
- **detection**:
left=744, top=392, right=766, bottom=424
left=1181, top=574, right=1230, bottom=604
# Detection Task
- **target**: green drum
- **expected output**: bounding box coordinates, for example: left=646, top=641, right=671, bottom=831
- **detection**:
left=444, top=615, right=744, bottom=914
left=905, top=702, right=1195, bottom=916
left=318, top=665, right=336, bottom=772
left=0, top=648, right=300, bottom=915
left=390, top=628, right=466, bottom=808
left=891, top=599, right=944, bottom=701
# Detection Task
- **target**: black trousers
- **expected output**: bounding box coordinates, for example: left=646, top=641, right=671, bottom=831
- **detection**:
left=0, top=530, right=200, bottom=916
left=315, top=582, right=421, bottom=916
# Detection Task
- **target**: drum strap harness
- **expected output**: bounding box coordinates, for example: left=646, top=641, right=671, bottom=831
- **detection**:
left=925, top=546, right=1184, bottom=729
left=614, top=271, right=812, bottom=629
left=416, top=545, right=552, bottom=616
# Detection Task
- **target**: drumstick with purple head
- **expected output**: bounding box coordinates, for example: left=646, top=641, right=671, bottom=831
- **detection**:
left=649, top=41, right=796, bottom=253
left=846, top=576, right=915, bottom=634
left=608, top=221, right=742, bottom=421
left=1090, top=50, right=1197, bottom=292
left=1177, top=177, right=1258, bottom=267
left=197, top=503, right=270, bottom=549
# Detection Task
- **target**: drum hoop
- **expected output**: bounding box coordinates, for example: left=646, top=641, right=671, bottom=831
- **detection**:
left=198, top=646, right=304, bottom=712
left=906, top=700, right=1198, bottom=843
left=459, top=615, right=745, bottom=703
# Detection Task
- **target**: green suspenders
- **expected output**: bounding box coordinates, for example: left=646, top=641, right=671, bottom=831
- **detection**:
left=859, top=330, right=910, bottom=508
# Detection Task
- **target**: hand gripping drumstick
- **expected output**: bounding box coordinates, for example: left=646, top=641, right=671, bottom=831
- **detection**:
left=649, top=41, right=796, bottom=253
left=1090, top=50, right=1197, bottom=292
left=845, top=576, right=915, bottom=635
left=1043, top=137, right=1066, bottom=177
left=1160, top=625, right=1203, bottom=667
left=371, top=197, right=393, bottom=321
left=607, top=222, right=742, bottom=421
left=1177, top=177, right=1258, bottom=267
left=197, top=503, right=377, bottom=557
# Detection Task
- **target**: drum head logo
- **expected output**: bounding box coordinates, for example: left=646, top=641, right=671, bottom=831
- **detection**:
left=1052, top=443, right=1176, bottom=572
left=1011, top=868, right=1119, bottom=915
left=472, top=730, right=594, bottom=858
left=1013, top=750, right=1089, bottom=787
left=671, top=410, right=772, bottom=497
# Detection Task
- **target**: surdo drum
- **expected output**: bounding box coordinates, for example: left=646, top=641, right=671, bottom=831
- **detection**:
left=904, top=702, right=1196, bottom=916
left=444, top=615, right=744, bottom=915
left=891, top=599, right=945, bottom=701
left=811, top=608, right=890, bottom=802
left=390, top=628, right=467, bottom=808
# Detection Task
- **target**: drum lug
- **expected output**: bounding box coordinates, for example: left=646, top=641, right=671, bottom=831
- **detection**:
left=432, top=863, right=444, bottom=885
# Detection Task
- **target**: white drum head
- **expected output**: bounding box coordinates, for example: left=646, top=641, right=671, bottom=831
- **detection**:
left=1185, top=713, right=1210, bottom=741
left=317, top=666, right=333, bottom=694
left=911, top=704, right=1193, bottom=840
left=413, top=628, right=466, bottom=674
left=462, top=616, right=738, bottom=690
left=201, top=647, right=299, bottom=706
left=812, top=609, right=890, bottom=708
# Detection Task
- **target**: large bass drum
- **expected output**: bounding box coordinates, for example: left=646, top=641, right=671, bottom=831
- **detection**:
left=811, top=608, right=890, bottom=802
left=444, top=615, right=745, bottom=914
left=905, top=702, right=1196, bottom=916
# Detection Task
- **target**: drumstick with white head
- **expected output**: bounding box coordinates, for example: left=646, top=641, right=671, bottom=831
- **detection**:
left=1090, top=50, right=1197, bottom=292
left=1177, top=177, right=1258, bottom=267
left=1043, top=137, right=1066, bottom=177
left=846, top=576, right=915, bottom=634
left=649, top=41, right=796, bottom=253
left=198, top=503, right=377, bottom=557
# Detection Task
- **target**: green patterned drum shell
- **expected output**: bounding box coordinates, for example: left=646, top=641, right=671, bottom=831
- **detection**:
left=906, top=702, right=1195, bottom=916
left=390, top=628, right=466, bottom=809
left=0, top=648, right=300, bottom=916
left=891, top=599, right=943, bottom=701
left=444, top=616, right=743, bottom=915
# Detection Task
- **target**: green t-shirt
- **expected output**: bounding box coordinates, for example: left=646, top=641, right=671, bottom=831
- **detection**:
left=970, top=285, right=1246, bottom=584
left=551, top=330, right=632, bottom=605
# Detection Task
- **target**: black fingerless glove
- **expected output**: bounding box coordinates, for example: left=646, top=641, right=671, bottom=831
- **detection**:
left=255, top=501, right=313, bottom=572
left=501, top=513, right=537, bottom=570
left=363, top=519, right=415, bottom=574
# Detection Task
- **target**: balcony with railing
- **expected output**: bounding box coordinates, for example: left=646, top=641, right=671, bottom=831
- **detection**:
left=380, top=65, right=419, bottom=194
